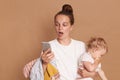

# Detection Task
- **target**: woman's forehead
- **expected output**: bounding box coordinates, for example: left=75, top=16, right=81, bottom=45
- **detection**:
left=55, top=15, right=70, bottom=21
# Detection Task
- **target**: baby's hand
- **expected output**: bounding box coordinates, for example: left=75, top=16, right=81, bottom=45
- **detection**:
left=93, top=52, right=101, bottom=59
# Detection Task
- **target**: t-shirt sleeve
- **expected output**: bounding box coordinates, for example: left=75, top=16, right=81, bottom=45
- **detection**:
left=81, top=53, right=93, bottom=63
left=77, top=41, right=86, bottom=61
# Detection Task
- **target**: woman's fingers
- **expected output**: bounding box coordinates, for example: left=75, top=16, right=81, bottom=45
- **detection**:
left=41, top=48, right=51, bottom=58
left=54, top=73, right=60, bottom=80
left=45, top=52, right=54, bottom=63
left=23, top=59, right=37, bottom=78
left=78, top=68, right=87, bottom=78
left=41, top=49, right=54, bottom=64
left=43, top=48, right=51, bottom=55
left=47, top=52, right=54, bottom=59
left=78, top=68, right=90, bottom=78
left=78, top=68, right=82, bottom=75
left=51, top=72, right=60, bottom=80
left=23, top=65, right=30, bottom=78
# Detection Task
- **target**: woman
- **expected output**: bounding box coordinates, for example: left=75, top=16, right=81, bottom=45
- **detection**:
left=23, top=4, right=96, bottom=80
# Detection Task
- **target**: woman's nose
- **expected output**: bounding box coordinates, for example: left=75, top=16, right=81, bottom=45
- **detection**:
left=59, top=25, right=63, bottom=30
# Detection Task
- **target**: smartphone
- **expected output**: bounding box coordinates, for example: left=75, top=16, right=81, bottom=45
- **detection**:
left=41, top=42, right=51, bottom=52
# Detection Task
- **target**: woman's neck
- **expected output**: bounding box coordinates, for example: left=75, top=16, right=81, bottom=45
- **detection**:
left=57, top=37, right=71, bottom=46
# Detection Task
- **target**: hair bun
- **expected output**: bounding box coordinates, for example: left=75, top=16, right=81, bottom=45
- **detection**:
left=62, top=4, right=73, bottom=14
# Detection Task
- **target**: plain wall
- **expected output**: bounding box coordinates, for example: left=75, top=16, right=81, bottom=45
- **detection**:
left=0, top=0, right=120, bottom=80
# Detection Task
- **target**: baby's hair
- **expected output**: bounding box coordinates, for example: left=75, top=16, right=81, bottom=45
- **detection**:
left=87, top=37, right=108, bottom=52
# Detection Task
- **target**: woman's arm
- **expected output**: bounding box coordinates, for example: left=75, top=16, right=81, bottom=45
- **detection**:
left=23, top=48, right=54, bottom=78
left=98, top=68, right=108, bottom=80
left=23, top=59, right=37, bottom=78
left=78, top=68, right=98, bottom=78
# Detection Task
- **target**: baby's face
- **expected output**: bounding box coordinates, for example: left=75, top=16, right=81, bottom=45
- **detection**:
left=92, top=48, right=106, bottom=58
left=93, top=48, right=107, bottom=58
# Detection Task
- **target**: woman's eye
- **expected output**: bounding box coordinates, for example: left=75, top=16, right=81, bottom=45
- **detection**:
left=63, top=24, right=67, bottom=27
left=55, top=23, right=59, bottom=26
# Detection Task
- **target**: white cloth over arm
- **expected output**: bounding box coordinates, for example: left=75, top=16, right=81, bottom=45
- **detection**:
left=30, top=58, right=44, bottom=80
left=30, top=58, right=57, bottom=80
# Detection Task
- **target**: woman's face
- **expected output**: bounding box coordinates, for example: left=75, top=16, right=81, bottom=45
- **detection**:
left=54, top=14, right=73, bottom=40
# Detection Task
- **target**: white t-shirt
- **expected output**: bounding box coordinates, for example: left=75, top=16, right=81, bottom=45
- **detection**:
left=49, top=39, right=86, bottom=80
left=77, top=52, right=101, bottom=80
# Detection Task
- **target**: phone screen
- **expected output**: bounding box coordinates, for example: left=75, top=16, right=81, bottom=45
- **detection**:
left=41, top=42, right=51, bottom=52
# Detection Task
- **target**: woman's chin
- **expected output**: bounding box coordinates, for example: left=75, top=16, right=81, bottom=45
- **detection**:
left=57, top=36, right=64, bottom=40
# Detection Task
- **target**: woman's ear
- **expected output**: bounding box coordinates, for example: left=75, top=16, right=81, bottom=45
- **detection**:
left=70, top=25, right=73, bottom=31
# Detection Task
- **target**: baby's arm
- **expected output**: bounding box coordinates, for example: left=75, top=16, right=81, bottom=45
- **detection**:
left=98, top=68, right=108, bottom=80
left=83, top=58, right=101, bottom=72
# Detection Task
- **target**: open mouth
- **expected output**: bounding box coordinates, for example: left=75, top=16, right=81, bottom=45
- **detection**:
left=58, top=32, right=64, bottom=36
left=59, top=32, right=63, bottom=34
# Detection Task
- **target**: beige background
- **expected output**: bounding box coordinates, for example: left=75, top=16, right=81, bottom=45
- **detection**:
left=0, top=0, right=120, bottom=80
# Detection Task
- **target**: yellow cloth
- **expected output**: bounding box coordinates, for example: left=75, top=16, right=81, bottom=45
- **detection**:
left=44, top=63, right=58, bottom=80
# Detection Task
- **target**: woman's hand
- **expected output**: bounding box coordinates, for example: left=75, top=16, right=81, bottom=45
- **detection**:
left=23, top=59, right=37, bottom=78
left=41, top=48, right=55, bottom=65
left=51, top=72, right=60, bottom=80
left=41, top=48, right=55, bottom=72
left=23, top=48, right=55, bottom=78
left=78, top=68, right=96, bottom=78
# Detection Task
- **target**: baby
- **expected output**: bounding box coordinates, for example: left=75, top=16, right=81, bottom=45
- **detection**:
left=77, top=37, right=108, bottom=80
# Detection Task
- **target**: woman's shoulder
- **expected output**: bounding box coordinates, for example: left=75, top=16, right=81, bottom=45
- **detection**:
left=48, top=39, right=85, bottom=46
left=48, top=39, right=57, bottom=44
left=72, top=39, right=85, bottom=45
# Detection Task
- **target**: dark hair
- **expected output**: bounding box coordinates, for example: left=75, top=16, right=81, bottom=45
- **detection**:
left=54, top=4, right=74, bottom=25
